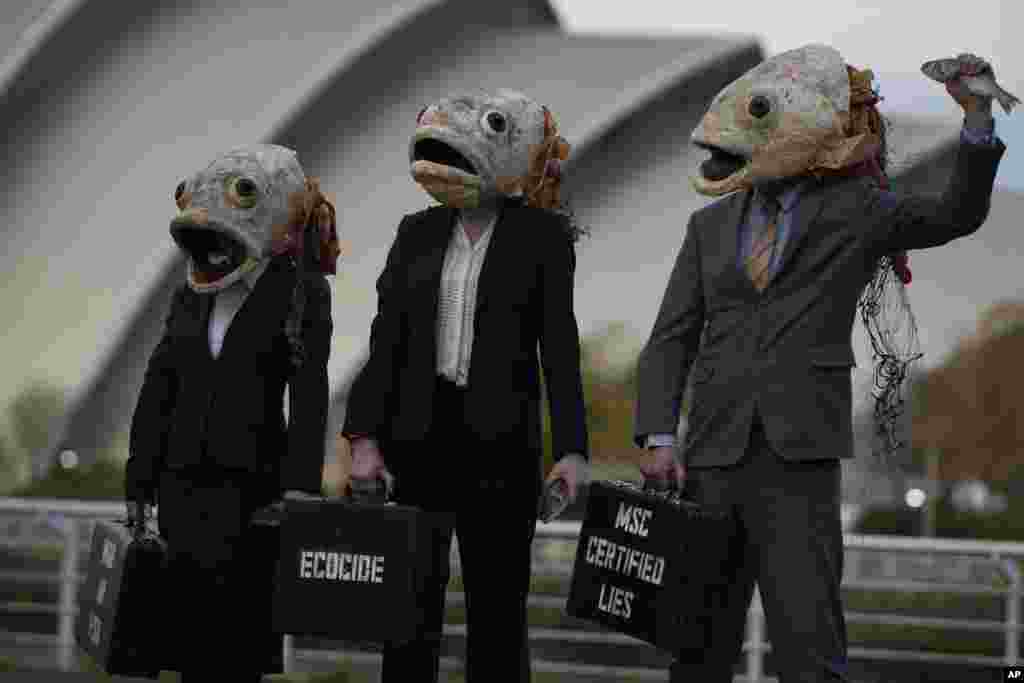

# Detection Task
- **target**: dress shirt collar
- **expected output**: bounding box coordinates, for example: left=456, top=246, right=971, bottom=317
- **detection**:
left=755, top=177, right=810, bottom=215
left=455, top=209, right=498, bottom=249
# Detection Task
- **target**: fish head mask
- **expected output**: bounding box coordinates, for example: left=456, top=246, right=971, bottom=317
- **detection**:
left=690, top=44, right=883, bottom=196
left=409, top=89, right=570, bottom=209
left=171, top=144, right=340, bottom=293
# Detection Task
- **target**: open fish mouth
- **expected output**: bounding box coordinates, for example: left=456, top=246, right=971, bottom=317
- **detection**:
left=413, top=138, right=478, bottom=176
left=695, top=142, right=749, bottom=182
left=170, top=221, right=249, bottom=284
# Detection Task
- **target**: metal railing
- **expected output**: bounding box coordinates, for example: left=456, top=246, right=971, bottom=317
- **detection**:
left=1, top=497, right=1022, bottom=681
left=536, top=521, right=1024, bottom=678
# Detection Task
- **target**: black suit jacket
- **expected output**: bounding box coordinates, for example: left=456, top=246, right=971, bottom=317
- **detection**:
left=634, top=138, right=1005, bottom=467
left=125, top=257, right=332, bottom=502
left=342, top=205, right=588, bottom=470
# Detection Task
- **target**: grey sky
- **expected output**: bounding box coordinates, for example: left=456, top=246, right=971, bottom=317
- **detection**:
left=552, top=0, right=1024, bottom=190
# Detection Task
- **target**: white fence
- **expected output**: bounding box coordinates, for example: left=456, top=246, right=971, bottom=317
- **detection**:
left=1, top=497, right=1022, bottom=681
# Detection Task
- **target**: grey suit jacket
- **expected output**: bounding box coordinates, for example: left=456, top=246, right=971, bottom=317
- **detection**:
left=634, top=138, right=1006, bottom=467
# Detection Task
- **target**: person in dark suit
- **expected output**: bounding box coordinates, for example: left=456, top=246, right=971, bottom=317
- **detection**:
left=633, top=46, right=1006, bottom=682
left=342, top=90, right=589, bottom=683
left=125, top=144, right=337, bottom=682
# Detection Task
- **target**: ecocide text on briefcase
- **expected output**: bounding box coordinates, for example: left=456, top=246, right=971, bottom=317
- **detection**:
left=296, top=550, right=384, bottom=584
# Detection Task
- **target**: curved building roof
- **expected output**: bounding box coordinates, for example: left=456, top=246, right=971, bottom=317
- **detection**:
left=0, top=0, right=963, bottom=476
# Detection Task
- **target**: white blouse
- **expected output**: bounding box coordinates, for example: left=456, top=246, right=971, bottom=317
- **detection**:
left=435, top=214, right=496, bottom=386
left=208, top=260, right=268, bottom=358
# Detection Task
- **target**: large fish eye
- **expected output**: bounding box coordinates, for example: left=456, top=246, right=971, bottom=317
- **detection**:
left=749, top=95, right=772, bottom=119
left=235, top=178, right=257, bottom=197
left=416, top=106, right=428, bottom=125
left=225, top=176, right=260, bottom=209
left=174, top=181, right=186, bottom=201
left=482, top=110, right=507, bottom=134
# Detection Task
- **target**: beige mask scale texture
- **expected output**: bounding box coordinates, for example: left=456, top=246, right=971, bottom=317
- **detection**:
left=171, top=143, right=340, bottom=294
left=409, top=89, right=570, bottom=210
left=690, top=44, right=883, bottom=197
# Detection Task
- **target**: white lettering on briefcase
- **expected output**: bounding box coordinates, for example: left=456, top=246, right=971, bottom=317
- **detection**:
left=298, top=550, right=384, bottom=584
left=101, top=539, right=117, bottom=569
left=597, top=582, right=634, bottom=619
left=584, top=535, right=666, bottom=586
left=88, top=612, right=103, bottom=646
left=96, top=578, right=107, bottom=605
left=614, top=503, right=652, bottom=538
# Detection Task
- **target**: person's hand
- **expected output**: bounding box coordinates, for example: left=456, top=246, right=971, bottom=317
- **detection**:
left=546, top=453, right=589, bottom=502
left=349, top=436, right=394, bottom=494
left=252, top=489, right=320, bottom=525
left=125, top=501, right=152, bottom=528
left=639, top=446, right=686, bottom=491
left=946, top=54, right=993, bottom=116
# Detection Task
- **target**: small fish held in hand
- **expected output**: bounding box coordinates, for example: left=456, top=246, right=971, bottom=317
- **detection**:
left=921, top=53, right=1020, bottom=114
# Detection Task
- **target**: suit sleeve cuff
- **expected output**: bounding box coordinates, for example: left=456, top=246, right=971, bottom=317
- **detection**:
left=962, top=114, right=997, bottom=145
left=556, top=451, right=589, bottom=466
left=645, top=433, right=677, bottom=449
left=342, top=431, right=375, bottom=444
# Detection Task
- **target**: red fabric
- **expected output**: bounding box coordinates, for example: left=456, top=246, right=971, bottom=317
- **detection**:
left=280, top=184, right=340, bottom=275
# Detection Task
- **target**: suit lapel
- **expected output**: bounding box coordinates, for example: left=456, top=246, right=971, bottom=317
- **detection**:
left=473, top=207, right=507, bottom=316
left=217, top=260, right=290, bottom=362
left=406, top=207, right=457, bottom=328
left=197, top=291, right=216, bottom=363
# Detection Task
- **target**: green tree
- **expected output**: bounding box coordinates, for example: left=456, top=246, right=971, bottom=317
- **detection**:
left=0, top=433, right=27, bottom=494
left=12, top=457, right=126, bottom=501
left=542, top=323, right=660, bottom=477
left=0, top=379, right=131, bottom=499
left=9, top=381, right=67, bottom=475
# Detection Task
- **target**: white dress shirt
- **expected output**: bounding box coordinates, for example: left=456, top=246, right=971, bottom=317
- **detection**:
left=208, top=260, right=269, bottom=358
left=436, top=213, right=496, bottom=386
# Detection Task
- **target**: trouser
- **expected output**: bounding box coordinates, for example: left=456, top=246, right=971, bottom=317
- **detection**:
left=670, top=413, right=848, bottom=683
left=157, top=467, right=283, bottom=682
left=380, top=377, right=541, bottom=683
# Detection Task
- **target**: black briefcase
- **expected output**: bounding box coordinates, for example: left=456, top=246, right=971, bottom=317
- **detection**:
left=565, top=480, right=736, bottom=652
left=267, top=496, right=431, bottom=645
left=75, top=519, right=165, bottom=678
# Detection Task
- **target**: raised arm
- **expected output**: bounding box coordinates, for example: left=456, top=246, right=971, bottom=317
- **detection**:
left=867, top=130, right=1004, bottom=256
left=867, top=73, right=1006, bottom=255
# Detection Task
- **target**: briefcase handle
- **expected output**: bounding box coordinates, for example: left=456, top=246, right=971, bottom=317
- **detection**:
left=615, top=479, right=687, bottom=505
left=117, top=510, right=166, bottom=553
left=124, top=499, right=159, bottom=542
left=347, top=476, right=393, bottom=505
left=250, top=479, right=395, bottom=529
left=609, top=480, right=731, bottom=521
left=641, top=477, right=674, bottom=494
